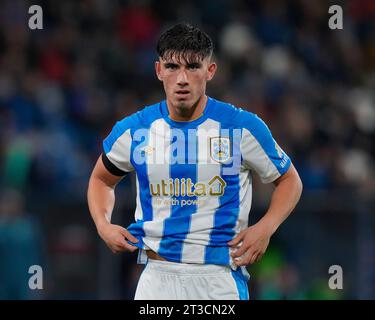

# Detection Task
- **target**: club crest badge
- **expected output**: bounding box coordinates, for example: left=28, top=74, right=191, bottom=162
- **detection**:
left=210, top=137, right=231, bottom=163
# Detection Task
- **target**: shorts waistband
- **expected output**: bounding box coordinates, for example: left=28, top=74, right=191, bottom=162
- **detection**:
left=145, top=259, right=232, bottom=275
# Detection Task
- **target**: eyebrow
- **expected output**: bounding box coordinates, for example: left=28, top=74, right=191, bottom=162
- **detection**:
left=164, top=62, right=179, bottom=68
left=163, top=62, right=202, bottom=68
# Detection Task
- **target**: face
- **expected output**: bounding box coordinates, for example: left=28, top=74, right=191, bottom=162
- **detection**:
left=155, top=53, right=217, bottom=117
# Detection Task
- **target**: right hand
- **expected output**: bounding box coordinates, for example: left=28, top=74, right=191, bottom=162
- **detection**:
left=98, top=223, right=139, bottom=254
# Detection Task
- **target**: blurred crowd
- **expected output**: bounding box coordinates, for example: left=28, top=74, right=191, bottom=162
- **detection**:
left=0, top=0, right=374, bottom=299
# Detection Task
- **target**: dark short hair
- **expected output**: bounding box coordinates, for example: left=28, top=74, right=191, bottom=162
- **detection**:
left=156, top=23, right=213, bottom=63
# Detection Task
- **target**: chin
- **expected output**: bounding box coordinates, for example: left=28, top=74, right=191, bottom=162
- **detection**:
left=175, top=99, right=191, bottom=110
left=177, top=101, right=189, bottom=109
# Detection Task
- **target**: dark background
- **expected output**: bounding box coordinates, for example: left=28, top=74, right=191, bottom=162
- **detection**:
left=0, top=0, right=374, bottom=299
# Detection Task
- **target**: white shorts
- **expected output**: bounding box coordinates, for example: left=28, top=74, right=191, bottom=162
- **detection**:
left=134, top=259, right=250, bottom=300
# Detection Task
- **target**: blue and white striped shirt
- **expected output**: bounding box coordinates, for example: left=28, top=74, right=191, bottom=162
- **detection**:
left=103, top=97, right=291, bottom=267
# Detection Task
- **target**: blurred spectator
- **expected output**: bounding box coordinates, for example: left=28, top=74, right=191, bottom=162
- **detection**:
left=0, top=189, right=44, bottom=299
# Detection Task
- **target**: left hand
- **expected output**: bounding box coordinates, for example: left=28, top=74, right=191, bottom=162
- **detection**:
left=227, top=222, right=272, bottom=266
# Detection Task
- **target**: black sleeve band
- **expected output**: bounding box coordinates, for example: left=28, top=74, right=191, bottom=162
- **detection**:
left=101, top=153, right=128, bottom=177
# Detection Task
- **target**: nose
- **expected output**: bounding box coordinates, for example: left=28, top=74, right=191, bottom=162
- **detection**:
left=177, top=69, right=188, bottom=86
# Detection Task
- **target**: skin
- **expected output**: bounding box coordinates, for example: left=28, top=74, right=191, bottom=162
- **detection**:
left=87, top=52, right=303, bottom=264
left=87, top=157, right=137, bottom=254
left=228, top=164, right=302, bottom=266
left=155, top=53, right=217, bottom=121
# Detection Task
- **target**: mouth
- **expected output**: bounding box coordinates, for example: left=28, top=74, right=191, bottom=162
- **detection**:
left=175, top=90, right=190, bottom=97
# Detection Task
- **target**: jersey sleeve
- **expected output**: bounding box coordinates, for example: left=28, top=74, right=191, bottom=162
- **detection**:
left=102, top=119, right=135, bottom=176
left=240, top=112, right=291, bottom=183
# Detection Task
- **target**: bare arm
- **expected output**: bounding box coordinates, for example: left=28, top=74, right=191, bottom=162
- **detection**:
left=228, top=163, right=303, bottom=266
left=258, top=163, right=303, bottom=235
left=87, top=155, right=138, bottom=253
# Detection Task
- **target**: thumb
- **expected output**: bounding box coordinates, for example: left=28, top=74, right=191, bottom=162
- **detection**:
left=228, top=230, right=246, bottom=246
left=120, top=228, right=139, bottom=243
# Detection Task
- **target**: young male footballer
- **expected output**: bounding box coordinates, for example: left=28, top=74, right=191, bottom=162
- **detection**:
left=87, top=23, right=303, bottom=300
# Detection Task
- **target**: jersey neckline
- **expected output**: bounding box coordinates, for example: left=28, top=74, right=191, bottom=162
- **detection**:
left=160, top=96, right=213, bottom=128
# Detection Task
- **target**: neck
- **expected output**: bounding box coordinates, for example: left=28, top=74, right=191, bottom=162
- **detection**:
left=166, top=95, right=207, bottom=122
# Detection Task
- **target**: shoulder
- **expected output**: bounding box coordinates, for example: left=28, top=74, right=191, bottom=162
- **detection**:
left=208, top=98, right=242, bottom=123
left=115, top=101, right=163, bottom=132
left=209, top=98, right=268, bottom=131
left=103, top=102, right=163, bottom=152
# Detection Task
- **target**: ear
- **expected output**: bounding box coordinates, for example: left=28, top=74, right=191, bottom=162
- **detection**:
left=206, top=62, right=217, bottom=81
left=155, top=61, right=163, bottom=81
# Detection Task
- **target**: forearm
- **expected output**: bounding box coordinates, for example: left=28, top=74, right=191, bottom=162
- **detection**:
left=87, top=175, right=116, bottom=231
left=259, top=166, right=303, bottom=235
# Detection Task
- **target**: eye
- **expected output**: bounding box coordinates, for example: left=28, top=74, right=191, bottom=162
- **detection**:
left=187, top=64, right=200, bottom=70
left=165, top=64, right=178, bottom=70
